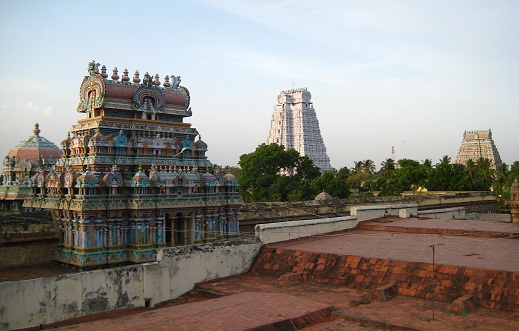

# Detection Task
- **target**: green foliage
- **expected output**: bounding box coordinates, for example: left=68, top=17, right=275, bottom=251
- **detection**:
left=311, top=171, right=351, bottom=199
left=378, top=159, right=429, bottom=195
left=238, top=143, right=321, bottom=202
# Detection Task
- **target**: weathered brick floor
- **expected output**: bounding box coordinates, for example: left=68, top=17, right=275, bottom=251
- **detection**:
left=7, top=217, right=519, bottom=330
left=194, top=274, right=519, bottom=331
left=270, top=218, right=519, bottom=272
left=52, top=291, right=335, bottom=331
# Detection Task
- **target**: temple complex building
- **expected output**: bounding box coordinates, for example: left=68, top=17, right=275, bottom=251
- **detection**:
left=455, top=129, right=502, bottom=170
left=0, top=123, right=62, bottom=210
left=22, top=61, right=242, bottom=268
left=266, top=88, right=333, bottom=172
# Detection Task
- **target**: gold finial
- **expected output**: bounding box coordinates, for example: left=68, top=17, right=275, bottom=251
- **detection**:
left=33, top=123, right=41, bottom=136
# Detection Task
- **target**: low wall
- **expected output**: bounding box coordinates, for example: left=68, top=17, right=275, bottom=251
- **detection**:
left=240, top=192, right=496, bottom=223
left=417, top=207, right=466, bottom=220
left=351, top=204, right=418, bottom=221
left=0, top=240, right=262, bottom=331
left=255, top=216, right=358, bottom=244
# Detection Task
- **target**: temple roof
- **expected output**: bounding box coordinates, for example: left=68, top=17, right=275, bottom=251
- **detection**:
left=7, top=123, right=62, bottom=166
left=77, top=61, right=191, bottom=115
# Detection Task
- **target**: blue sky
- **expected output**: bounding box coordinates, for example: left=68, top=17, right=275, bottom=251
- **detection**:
left=1, top=0, right=518, bottom=170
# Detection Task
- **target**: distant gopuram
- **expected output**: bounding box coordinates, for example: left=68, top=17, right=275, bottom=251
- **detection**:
left=266, top=88, right=333, bottom=172
left=455, top=129, right=502, bottom=170
left=22, top=61, right=242, bottom=268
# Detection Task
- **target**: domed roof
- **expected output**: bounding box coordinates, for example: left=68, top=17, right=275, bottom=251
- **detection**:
left=75, top=171, right=99, bottom=188
left=315, top=191, right=332, bottom=201
left=194, top=136, right=207, bottom=150
left=223, top=172, right=237, bottom=186
left=131, top=165, right=150, bottom=187
left=7, top=123, right=62, bottom=166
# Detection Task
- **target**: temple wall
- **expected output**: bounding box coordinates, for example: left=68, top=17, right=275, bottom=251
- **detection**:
left=417, top=207, right=466, bottom=220
left=0, top=210, right=58, bottom=268
left=255, top=216, right=358, bottom=244
left=239, top=192, right=496, bottom=223
left=0, top=240, right=58, bottom=268
left=0, top=239, right=262, bottom=331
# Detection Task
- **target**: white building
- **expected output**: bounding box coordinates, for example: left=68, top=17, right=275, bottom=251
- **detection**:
left=267, top=88, right=333, bottom=172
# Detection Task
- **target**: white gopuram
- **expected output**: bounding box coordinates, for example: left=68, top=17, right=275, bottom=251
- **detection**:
left=267, top=88, right=333, bottom=172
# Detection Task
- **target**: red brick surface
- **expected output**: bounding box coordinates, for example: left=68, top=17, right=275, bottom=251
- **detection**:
left=448, top=295, right=479, bottom=315
left=52, top=292, right=333, bottom=331
left=8, top=217, right=519, bottom=330
left=195, top=275, right=518, bottom=331
left=358, top=217, right=519, bottom=238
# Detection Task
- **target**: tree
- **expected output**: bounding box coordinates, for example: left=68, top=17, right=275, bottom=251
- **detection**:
left=363, top=159, right=376, bottom=174
left=379, top=158, right=428, bottom=195
left=380, top=158, right=396, bottom=179
left=238, top=143, right=321, bottom=202
left=353, top=160, right=364, bottom=174
left=311, top=171, right=350, bottom=199
left=337, top=166, right=351, bottom=180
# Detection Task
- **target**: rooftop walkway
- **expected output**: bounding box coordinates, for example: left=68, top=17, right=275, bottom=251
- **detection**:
left=12, top=217, right=519, bottom=331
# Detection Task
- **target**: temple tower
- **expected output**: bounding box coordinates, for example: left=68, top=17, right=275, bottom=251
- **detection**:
left=22, top=61, right=242, bottom=268
left=455, top=129, right=502, bottom=170
left=266, top=88, right=333, bottom=172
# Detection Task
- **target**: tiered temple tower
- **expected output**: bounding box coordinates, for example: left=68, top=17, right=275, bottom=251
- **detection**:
left=455, top=129, right=502, bottom=170
left=22, top=61, right=242, bottom=268
left=266, top=88, right=333, bottom=172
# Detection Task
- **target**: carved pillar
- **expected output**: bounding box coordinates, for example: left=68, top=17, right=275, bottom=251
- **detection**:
left=169, top=214, right=177, bottom=247
left=183, top=212, right=192, bottom=245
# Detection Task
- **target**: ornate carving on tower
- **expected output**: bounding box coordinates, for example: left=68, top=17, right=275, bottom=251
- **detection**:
left=77, top=60, right=106, bottom=113
left=21, top=60, right=242, bottom=268
left=267, top=87, right=333, bottom=172
left=132, top=84, right=165, bottom=112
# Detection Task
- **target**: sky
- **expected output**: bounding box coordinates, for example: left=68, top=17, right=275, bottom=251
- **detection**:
left=1, top=0, right=518, bottom=171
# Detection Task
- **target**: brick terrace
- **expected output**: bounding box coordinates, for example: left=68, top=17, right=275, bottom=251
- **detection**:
left=10, top=217, right=519, bottom=330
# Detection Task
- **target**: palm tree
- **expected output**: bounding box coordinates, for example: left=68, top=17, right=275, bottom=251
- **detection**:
left=380, top=158, right=396, bottom=179
left=440, top=155, right=451, bottom=165
left=466, top=159, right=477, bottom=181
left=363, top=159, right=375, bottom=174
left=353, top=161, right=364, bottom=174
left=422, top=159, right=432, bottom=169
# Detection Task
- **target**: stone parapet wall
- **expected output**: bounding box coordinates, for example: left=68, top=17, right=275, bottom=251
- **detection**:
left=255, top=216, right=358, bottom=244
left=250, top=248, right=519, bottom=312
left=239, top=192, right=496, bottom=223
left=417, top=207, right=466, bottom=220
left=0, top=240, right=262, bottom=331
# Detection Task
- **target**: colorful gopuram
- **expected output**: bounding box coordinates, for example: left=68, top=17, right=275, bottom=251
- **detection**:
left=22, top=61, right=242, bottom=268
